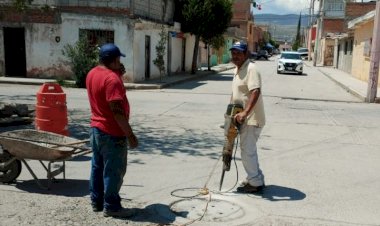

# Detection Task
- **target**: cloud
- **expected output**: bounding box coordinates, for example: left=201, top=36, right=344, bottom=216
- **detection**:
left=255, top=0, right=374, bottom=15
left=256, top=0, right=319, bottom=15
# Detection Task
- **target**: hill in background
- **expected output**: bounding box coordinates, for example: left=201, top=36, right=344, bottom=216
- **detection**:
left=254, top=14, right=315, bottom=42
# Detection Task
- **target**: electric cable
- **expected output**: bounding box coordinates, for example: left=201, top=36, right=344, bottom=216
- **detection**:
left=170, top=134, right=241, bottom=198
left=168, top=126, right=242, bottom=226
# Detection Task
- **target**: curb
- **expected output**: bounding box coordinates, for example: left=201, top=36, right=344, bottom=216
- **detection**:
left=317, top=68, right=367, bottom=102
left=0, top=66, right=235, bottom=90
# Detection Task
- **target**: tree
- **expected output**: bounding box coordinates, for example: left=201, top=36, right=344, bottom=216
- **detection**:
left=292, top=13, right=302, bottom=51
left=202, top=35, right=225, bottom=71
left=180, top=0, right=232, bottom=74
left=62, top=37, right=99, bottom=88
left=153, top=25, right=167, bottom=82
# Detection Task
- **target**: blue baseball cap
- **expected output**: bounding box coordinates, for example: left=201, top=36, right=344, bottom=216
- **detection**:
left=99, top=43, right=125, bottom=60
left=229, top=41, right=248, bottom=52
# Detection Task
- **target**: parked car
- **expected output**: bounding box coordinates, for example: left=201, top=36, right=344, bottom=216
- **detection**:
left=256, top=50, right=269, bottom=60
left=297, top=48, right=309, bottom=60
left=250, top=51, right=258, bottom=59
left=277, top=51, right=303, bottom=75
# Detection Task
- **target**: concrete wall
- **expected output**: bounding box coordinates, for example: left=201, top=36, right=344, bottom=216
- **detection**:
left=133, top=22, right=163, bottom=81
left=323, top=38, right=335, bottom=66
left=169, top=34, right=184, bottom=73
left=25, top=23, right=70, bottom=78
left=336, top=38, right=353, bottom=73
left=352, top=19, right=380, bottom=86
left=132, top=21, right=194, bottom=82
left=20, top=13, right=133, bottom=79
left=185, top=34, right=196, bottom=71
left=134, top=0, right=174, bottom=23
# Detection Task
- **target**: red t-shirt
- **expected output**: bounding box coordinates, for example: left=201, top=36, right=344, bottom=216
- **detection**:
left=86, top=66, right=130, bottom=137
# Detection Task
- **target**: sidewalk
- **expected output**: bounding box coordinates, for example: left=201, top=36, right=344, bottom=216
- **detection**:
left=1, top=62, right=378, bottom=103
left=0, top=63, right=235, bottom=89
left=304, top=60, right=380, bottom=103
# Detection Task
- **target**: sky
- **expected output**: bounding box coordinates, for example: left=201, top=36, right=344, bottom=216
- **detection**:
left=253, top=0, right=374, bottom=15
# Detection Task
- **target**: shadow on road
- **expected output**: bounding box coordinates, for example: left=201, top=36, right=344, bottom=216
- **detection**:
left=127, top=203, right=180, bottom=225
left=14, top=179, right=89, bottom=197
left=130, top=125, right=221, bottom=159
left=249, top=184, right=306, bottom=201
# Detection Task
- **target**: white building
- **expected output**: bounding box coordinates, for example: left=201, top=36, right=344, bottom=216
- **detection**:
left=0, top=0, right=195, bottom=82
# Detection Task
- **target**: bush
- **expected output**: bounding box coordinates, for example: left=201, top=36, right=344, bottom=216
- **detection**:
left=62, top=37, right=99, bottom=88
left=153, top=25, right=167, bottom=82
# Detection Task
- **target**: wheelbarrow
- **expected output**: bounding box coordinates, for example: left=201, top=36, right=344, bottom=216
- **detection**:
left=0, top=129, right=91, bottom=189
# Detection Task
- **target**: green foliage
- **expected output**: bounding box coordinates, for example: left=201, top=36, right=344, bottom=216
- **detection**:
left=203, top=35, right=225, bottom=50
left=182, top=0, right=232, bottom=39
left=180, top=0, right=233, bottom=74
left=269, top=39, right=279, bottom=49
left=55, top=78, right=76, bottom=88
left=62, top=37, right=99, bottom=88
left=12, top=0, right=33, bottom=11
left=153, top=25, right=167, bottom=82
left=40, top=4, right=51, bottom=13
left=292, top=13, right=302, bottom=51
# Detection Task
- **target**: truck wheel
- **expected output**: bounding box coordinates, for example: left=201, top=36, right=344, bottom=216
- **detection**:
left=0, top=148, right=22, bottom=183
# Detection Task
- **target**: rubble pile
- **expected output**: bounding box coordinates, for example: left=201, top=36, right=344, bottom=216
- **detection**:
left=0, top=102, right=35, bottom=126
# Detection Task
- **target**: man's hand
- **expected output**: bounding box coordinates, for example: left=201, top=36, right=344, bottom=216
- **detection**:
left=128, top=133, right=138, bottom=149
left=234, top=111, right=248, bottom=124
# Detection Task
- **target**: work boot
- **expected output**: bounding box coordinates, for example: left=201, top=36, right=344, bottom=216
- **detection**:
left=236, top=183, right=265, bottom=194
left=103, top=207, right=136, bottom=218
left=91, top=203, right=103, bottom=212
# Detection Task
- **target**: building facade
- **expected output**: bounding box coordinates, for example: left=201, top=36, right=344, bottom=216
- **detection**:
left=348, top=10, right=380, bottom=87
left=0, top=0, right=195, bottom=82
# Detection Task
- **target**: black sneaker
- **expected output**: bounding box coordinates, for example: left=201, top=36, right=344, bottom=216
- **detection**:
left=236, top=183, right=265, bottom=193
left=103, top=207, right=136, bottom=218
left=91, top=203, right=103, bottom=212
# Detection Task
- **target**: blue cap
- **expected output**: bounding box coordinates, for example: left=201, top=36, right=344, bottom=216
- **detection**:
left=99, top=43, right=125, bottom=60
left=229, top=41, right=248, bottom=52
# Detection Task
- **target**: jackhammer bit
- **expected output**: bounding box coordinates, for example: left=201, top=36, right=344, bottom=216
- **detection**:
left=219, top=104, right=243, bottom=191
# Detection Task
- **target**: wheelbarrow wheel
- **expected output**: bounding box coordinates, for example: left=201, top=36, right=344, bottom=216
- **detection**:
left=0, top=148, right=22, bottom=183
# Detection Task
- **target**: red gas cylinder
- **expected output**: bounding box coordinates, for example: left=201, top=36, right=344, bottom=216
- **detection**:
left=35, top=83, right=69, bottom=136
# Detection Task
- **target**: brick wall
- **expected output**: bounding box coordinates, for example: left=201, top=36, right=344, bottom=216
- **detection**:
left=323, top=19, right=345, bottom=35
left=0, top=7, right=58, bottom=23
left=231, top=0, right=251, bottom=21
left=346, top=2, right=376, bottom=20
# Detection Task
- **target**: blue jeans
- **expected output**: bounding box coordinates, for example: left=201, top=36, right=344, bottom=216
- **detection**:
left=89, top=127, right=128, bottom=211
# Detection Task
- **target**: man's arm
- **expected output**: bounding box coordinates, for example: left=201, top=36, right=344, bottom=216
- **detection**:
left=109, top=100, right=138, bottom=148
left=235, top=88, right=260, bottom=124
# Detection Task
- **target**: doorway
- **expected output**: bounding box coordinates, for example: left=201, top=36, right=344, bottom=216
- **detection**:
left=145, top=35, right=151, bottom=80
left=3, top=27, right=27, bottom=77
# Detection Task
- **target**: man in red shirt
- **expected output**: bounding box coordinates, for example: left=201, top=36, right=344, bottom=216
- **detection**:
left=86, top=43, right=138, bottom=218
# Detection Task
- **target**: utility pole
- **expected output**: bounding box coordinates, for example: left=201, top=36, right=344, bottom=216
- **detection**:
left=367, top=0, right=380, bottom=102
left=308, top=0, right=315, bottom=61
left=313, top=0, right=323, bottom=66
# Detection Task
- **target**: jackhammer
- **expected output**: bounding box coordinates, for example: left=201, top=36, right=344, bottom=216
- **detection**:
left=219, top=104, right=243, bottom=191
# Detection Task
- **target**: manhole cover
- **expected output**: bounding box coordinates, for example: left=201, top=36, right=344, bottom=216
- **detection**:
left=170, top=198, right=245, bottom=222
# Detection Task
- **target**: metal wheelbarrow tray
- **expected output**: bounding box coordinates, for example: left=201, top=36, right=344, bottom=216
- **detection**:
left=0, top=129, right=90, bottom=189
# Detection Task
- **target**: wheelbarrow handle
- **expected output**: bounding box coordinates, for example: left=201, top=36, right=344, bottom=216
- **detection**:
left=50, top=139, right=90, bottom=148
left=0, top=134, right=89, bottom=149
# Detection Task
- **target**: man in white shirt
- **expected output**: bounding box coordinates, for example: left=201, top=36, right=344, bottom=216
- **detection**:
left=230, top=41, right=266, bottom=193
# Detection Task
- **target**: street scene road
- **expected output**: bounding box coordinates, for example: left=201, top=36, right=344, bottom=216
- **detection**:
left=1, top=58, right=380, bottom=226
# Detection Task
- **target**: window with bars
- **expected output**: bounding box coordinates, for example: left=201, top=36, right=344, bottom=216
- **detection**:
left=325, top=0, right=344, bottom=17
left=79, top=29, right=115, bottom=47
